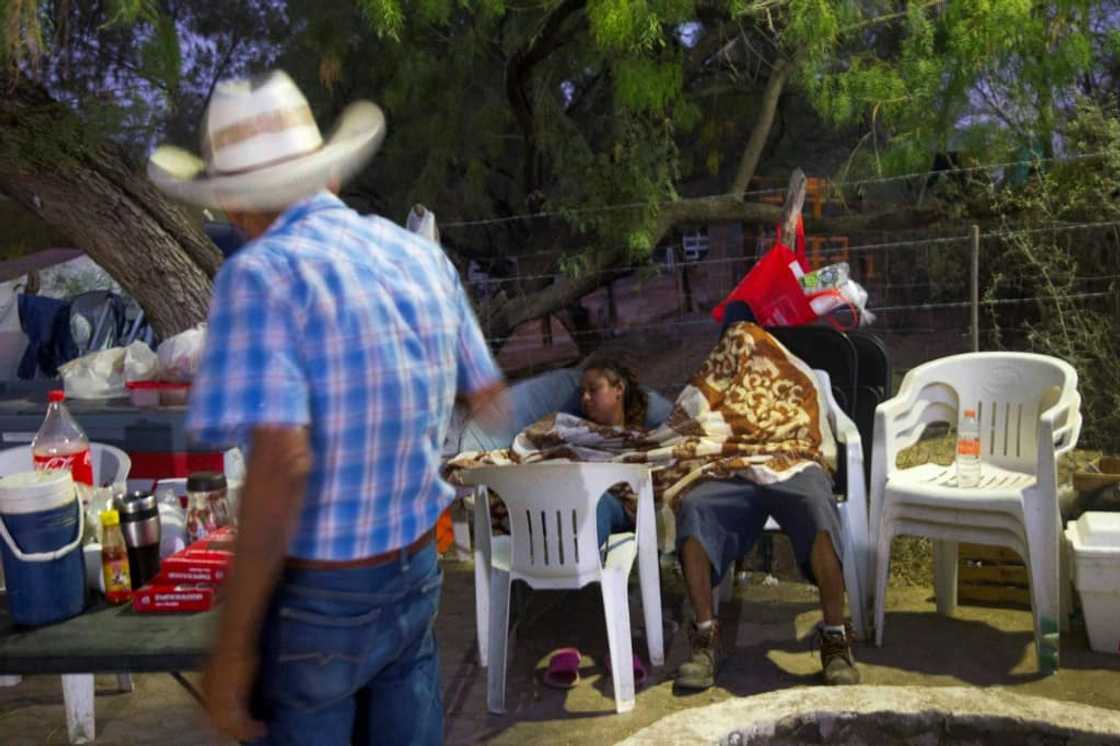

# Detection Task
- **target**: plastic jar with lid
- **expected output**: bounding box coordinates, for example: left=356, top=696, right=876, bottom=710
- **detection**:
left=186, top=471, right=229, bottom=542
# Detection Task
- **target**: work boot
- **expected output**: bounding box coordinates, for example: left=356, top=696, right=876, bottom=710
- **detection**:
left=818, top=623, right=860, bottom=685
left=676, top=621, right=721, bottom=690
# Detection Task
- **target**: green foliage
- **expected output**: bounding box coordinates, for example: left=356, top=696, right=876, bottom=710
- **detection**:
left=105, top=0, right=158, bottom=25
left=795, top=0, right=1108, bottom=181
left=613, top=57, right=682, bottom=112
left=2, top=0, right=44, bottom=72
left=5, top=0, right=1120, bottom=352
left=984, top=100, right=1120, bottom=451
left=140, top=13, right=182, bottom=99
left=587, top=0, right=663, bottom=52
left=355, top=0, right=406, bottom=39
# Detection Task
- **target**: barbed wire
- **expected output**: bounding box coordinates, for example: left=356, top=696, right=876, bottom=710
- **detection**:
left=868, top=291, right=1112, bottom=314
left=470, top=222, right=1007, bottom=262
left=481, top=288, right=1114, bottom=349
left=440, top=151, right=1115, bottom=228
left=463, top=216, right=1120, bottom=288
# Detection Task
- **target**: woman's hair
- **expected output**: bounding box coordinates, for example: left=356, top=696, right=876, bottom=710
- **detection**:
left=582, top=356, right=648, bottom=428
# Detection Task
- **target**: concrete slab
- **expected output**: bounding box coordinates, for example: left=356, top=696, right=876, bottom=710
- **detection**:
left=617, top=686, right=1120, bottom=745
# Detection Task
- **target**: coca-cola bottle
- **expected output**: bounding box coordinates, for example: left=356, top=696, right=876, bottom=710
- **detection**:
left=32, top=390, right=93, bottom=487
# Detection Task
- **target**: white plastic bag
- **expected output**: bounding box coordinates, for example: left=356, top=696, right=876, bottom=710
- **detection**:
left=406, top=204, right=440, bottom=243
left=801, top=262, right=876, bottom=327
left=157, top=324, right=206, bottom=382
left=157, top=494, right=188, bottom=558
left=124, top=341, right=159, bottom=383
left=59, top=347, right=127, bottom=399
left=61, top=341, right=160, bottom=399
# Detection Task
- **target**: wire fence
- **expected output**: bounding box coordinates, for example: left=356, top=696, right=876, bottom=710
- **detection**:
left=459, top=217, right=1120, bottom=289
left=452, top=208, right=1120, bottom=391
left=439, top=151, right=1117, bottom=229
left=420, top=152, right=1120, bottom=389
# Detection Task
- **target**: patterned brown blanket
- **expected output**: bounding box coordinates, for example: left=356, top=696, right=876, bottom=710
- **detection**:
left=447, top=322, right=834, bottom=517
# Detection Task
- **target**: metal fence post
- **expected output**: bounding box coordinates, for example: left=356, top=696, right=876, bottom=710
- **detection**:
left=971, top=224, right=980, bottom=352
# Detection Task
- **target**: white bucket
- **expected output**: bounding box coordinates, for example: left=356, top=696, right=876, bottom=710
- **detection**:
left=1066, top=512, right=1120, bottom=655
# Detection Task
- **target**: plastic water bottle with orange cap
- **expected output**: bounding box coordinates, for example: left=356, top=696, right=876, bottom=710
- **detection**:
left=956, top=408, right=981, bottom=488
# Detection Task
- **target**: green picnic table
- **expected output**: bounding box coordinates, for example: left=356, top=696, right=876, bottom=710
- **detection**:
left=0, top=600, right=218, bottom=743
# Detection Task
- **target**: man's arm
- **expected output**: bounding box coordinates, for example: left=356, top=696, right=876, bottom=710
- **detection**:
left=461, top=378, right=510, bottom=432
left=217, top=425, right=311, bottom=649
left=204, top=425, right=311, bottom=740
left=448, top=259, right=508, bottom=432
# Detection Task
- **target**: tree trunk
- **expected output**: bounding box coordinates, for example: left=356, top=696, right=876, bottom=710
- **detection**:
left=556, top=302, right=606, bottom=357
left=0, top=77, right=219, bottom=339
left=732, top=58, right=796, bottom=198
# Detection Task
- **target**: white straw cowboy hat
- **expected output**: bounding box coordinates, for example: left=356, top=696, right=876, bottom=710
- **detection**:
left=147, top=70, right=385, bottom=210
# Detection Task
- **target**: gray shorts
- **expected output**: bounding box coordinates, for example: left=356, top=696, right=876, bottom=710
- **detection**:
left=674, top=467, right=843, bottom=587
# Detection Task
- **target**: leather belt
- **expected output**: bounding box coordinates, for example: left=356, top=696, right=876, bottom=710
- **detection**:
left=284, top=527, right=436, bottom=571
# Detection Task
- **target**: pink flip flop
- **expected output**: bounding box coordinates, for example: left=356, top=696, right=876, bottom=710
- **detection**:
left=605, top=654, right=648, bottom=688
left=542, top=647, right=582, bottom=689
left=632, top=655, right=648, bottom=687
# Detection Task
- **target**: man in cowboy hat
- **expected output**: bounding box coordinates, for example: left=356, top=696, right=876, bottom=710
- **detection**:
left=149, top=70, right=506, bottom=744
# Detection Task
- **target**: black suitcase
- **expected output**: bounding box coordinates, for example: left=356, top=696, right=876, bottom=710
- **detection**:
left=767, top=326, right=859, bottom=417
left=849, top=331, right=891, bottom=478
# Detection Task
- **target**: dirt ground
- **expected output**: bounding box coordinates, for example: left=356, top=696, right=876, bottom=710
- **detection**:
left=1, top=554, right=1119, bottom=745
left=3, top=417, right=1115, bottom=744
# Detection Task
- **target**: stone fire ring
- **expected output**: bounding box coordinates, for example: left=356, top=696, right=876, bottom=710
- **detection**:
left=617, top=686, right=1120, bottom=745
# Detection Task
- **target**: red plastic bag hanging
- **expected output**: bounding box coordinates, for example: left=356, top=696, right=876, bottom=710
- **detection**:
left=712, top=217, right=815, bottom=327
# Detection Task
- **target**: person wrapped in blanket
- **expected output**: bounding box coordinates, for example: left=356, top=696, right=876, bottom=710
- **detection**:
left=583, top=303, right=859, bottom=690
left=451, top=301, right=860, bottom=690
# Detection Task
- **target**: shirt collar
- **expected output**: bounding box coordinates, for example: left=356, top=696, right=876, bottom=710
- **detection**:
left=261, top=191, right=347, bottom=239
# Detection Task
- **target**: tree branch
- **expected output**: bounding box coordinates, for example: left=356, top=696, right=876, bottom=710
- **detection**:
left=780, top=168, right=806, bottom=238
left=731, top=56, right=794, bottom=198
left=477, top=195, right=948, bottom=342
left=203, top=32, right=243, bottom=108
left=0, top=74, right=218, bottom=336
left=506, top=0, right=587, bottom=194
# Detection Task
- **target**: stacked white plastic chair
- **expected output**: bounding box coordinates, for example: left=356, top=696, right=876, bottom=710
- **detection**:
left=461, top=462, right=663, bottom=714
left=714, top=369, right=872, bottom=641
left=870, top=352, right=1081, bottom=674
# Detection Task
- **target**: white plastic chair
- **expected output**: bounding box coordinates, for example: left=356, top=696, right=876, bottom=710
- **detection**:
left=0, top=442, right=133, bottom=743
left=713, top=370, right=872, bottom=641
left=869, top=352, right=1081, bottom=674
left=460, top=462, right=663, bottom=714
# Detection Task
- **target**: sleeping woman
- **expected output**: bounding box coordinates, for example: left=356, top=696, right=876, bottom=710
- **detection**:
left=577, top=356, right=646, bottom=548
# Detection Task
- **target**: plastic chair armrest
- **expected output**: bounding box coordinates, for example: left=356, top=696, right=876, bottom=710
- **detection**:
left=1037, top=390, right=1081, bottom=463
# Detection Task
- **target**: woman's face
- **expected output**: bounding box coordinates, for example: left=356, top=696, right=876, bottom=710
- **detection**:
left=580, top=368, right=625, bottom=427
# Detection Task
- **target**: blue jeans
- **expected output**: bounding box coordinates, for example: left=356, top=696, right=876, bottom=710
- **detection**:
left=596, top=492, right=635, bottom=548
left=248, top=543, right=443, bottom=746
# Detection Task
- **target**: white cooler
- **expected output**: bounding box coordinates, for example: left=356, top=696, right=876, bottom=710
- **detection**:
left=1066, top=512, right=1120, bottom=655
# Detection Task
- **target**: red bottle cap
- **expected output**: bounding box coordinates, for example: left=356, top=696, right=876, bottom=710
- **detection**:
left=963, top=408, right=976, bottom=418
left=48, top=390, right=65, bottom=403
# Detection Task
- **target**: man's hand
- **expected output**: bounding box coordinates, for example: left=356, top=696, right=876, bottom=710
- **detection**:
left=203, top=425, right=311, bottom=741
left=203, top=647, right=265, bottom=741
left=464, top=380, right=511, bottom=432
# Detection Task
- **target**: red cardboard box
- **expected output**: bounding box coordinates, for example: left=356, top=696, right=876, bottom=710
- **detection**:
left=158, top=555, right=230, bottom=585
left=154, top=527, right=236, bottom=586
left=132, top=584, right=216, bottom=613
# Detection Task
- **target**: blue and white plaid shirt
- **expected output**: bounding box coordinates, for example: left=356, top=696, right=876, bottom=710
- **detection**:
left=187, top=192, right=501, bottom=560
